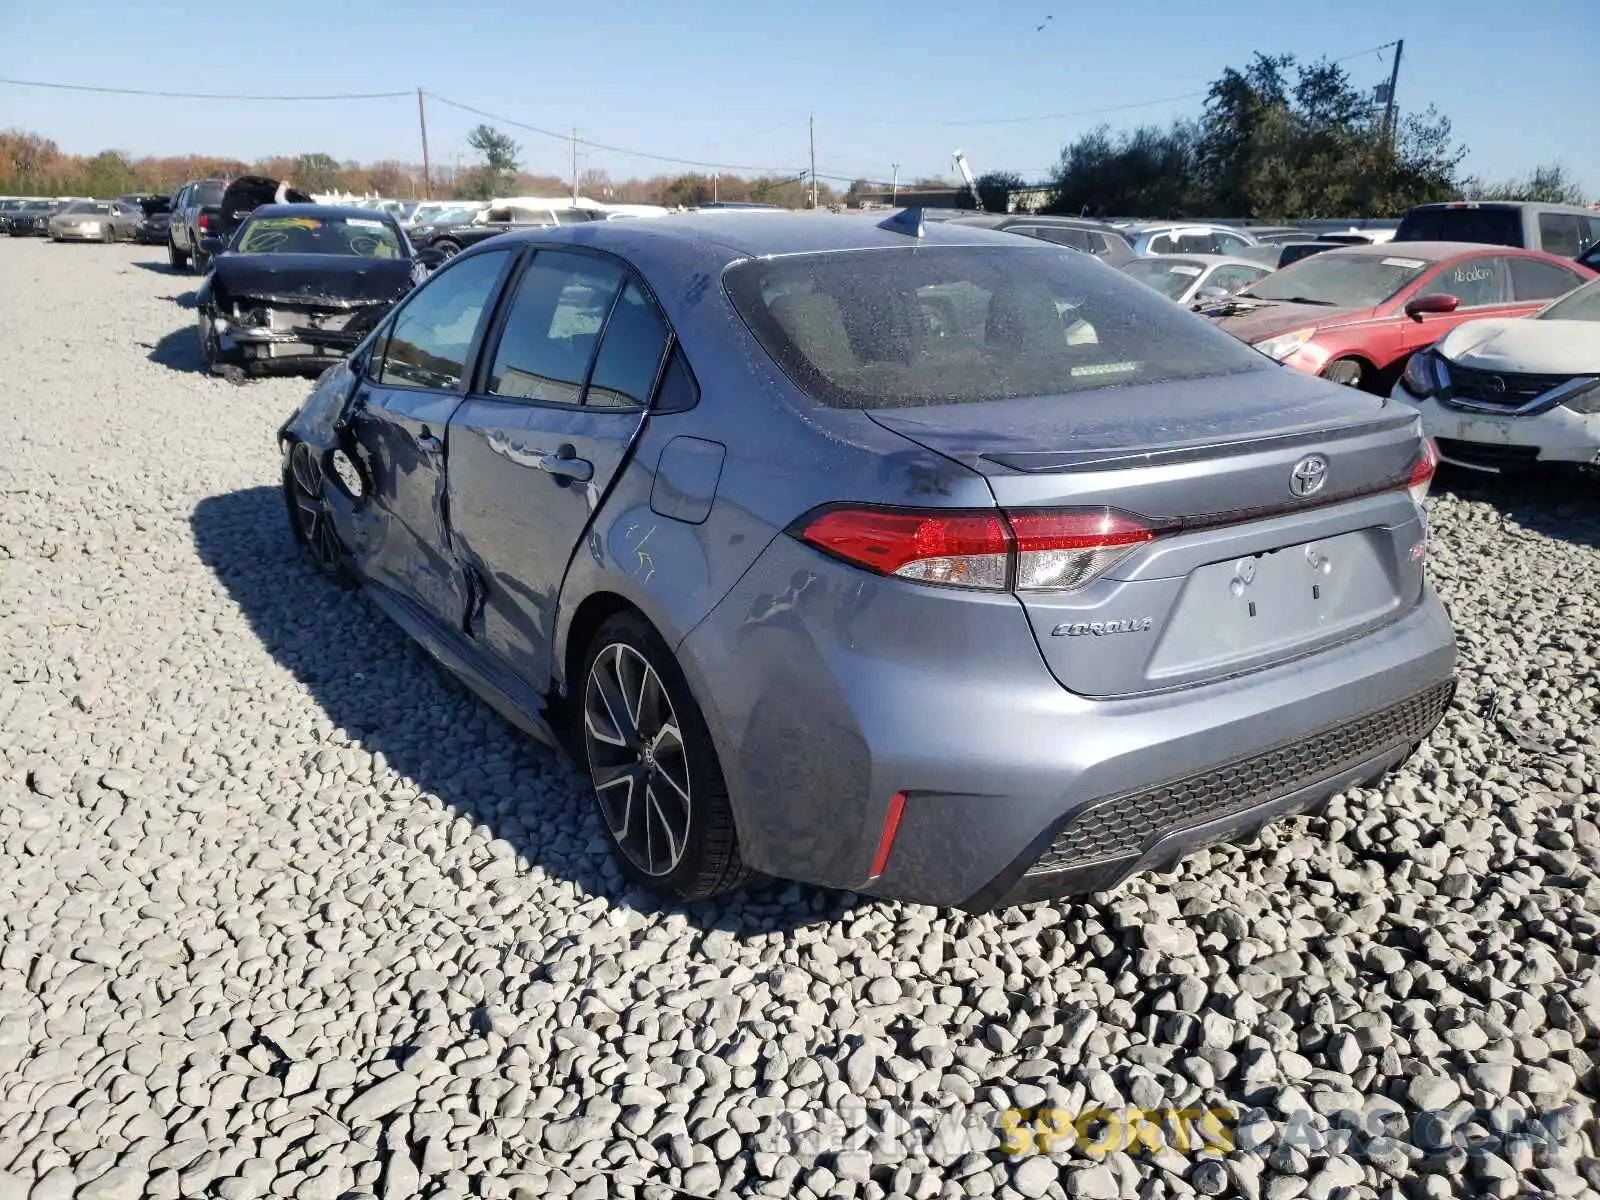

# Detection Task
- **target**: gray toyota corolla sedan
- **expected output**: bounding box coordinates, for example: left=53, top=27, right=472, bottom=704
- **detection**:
left=277, top=212, right=1457, bottom=909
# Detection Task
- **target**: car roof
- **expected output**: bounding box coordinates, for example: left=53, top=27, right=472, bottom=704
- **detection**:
left=1406, top=200, right=1598, bottom=216
left=948, top=214, right=1121, bottom=232
left=476, top=211, right=1031, bottom=261
left=245, top=203, right=398, bottom=223
left=1121, top=221, right=1240, bottom=232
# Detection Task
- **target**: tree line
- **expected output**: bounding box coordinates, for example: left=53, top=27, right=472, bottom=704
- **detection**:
left=2, top=54, right=1585, bottom=216
left=0, top=123, right=838, bottom=209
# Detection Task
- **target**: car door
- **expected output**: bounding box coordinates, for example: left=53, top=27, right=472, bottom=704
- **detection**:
left=446, top=247, right=671, bottom=689
left=1402, top=254, right=1523, bottom=352
left=346, top=247, right=516, bottom=621
left=171, top=186, right=190, bottom=247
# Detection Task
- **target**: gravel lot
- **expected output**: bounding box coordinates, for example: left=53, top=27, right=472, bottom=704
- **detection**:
left=1, top=237, right=1598, bottom=1200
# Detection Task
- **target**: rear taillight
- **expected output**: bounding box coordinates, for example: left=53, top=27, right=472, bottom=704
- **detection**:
left=198, top=212, right=211, bottom=231
left=1407, top=438, right=1437, bottom=506
left=795, top=505, right=1154, bottom=593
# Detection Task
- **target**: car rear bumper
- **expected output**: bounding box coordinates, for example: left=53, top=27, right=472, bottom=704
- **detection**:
left=1393, top=384, right=1600, bottom=472
left=679, top=535, right=1457, bottom=908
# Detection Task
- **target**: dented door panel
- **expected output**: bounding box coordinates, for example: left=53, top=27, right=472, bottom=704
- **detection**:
left=347, top=380, right=468, bottom=624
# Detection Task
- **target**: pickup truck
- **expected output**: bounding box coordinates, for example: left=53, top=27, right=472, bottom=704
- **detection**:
left=168, top=178, right=229, bottom=272
left=171, top=176, right=315, bottom=273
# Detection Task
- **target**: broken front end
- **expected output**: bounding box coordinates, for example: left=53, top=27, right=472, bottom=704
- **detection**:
left=197, top=285, right=398, bottom=376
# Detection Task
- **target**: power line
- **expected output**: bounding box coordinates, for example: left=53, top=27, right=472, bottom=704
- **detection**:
left=426, top=92, right=800, bottom=175
left=0, top=76, right=410, bottom=101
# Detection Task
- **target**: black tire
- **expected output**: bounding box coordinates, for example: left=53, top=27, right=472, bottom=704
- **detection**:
left=434, top=239, right=461, bottom=259
left=1322, top=357, right=1366, bottom=389
left=579, top=612, right=755, bottom=902
left=283, top=442, right=351, bottom=581
left=197, top=312, right=220, bottom=374
left=168, top=237, right=188, bottom=271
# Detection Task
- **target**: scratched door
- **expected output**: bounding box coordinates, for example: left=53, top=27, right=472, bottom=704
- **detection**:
left=445, top=250, right=666, bottom=690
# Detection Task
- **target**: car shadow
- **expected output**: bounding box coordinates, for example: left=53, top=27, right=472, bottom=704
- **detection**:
left=189, top=486, right=860, bottom=933
left=1435, top=466, right=1600, bottom=550
left=145, top=325, right=203, bottom=374
left=131, top=259, right=190, bottom=276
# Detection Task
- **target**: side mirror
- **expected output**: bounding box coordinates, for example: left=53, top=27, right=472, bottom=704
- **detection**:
left=1404, top=293, right=1460, bottom=321
left=199, top=235, right=225, bottom=257
left=413, top=247, right=446, bottom=269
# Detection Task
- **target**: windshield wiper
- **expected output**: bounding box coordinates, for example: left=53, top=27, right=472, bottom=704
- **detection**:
left=1271, top=296, right=1338, bottom=306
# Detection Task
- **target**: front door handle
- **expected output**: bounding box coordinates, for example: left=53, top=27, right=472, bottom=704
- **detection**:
left=417, top=432, right=443, bottom=455
left=538, top=447, right=594, bottom=483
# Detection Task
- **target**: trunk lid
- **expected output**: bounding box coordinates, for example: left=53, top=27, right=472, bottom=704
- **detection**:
left=869, top=371, right=1431, bottom=698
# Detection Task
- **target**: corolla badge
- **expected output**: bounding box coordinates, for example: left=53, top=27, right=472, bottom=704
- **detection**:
left=1051, top=617, right=1154, bottom=637
left=1289, top=454, right=1328, bottom=498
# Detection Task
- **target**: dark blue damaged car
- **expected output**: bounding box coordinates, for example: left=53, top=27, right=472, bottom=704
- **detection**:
left=277, top=212, right=1456, bottom=909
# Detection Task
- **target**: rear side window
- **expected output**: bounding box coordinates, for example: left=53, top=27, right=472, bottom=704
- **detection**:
left=1537, top=213, right=1584, bottom=258
left=1019, top=226, right=1092, bottom=251
left=584, top=283, right=670, bottom=409
left=724, top=245, right=1270, bottom=410
left=1395, top=207, right=1522, bottom=246
left=1509, top=256, right=1585, bottom=301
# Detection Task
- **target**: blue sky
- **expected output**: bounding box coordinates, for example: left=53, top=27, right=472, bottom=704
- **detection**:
left=3, top=0, right=1594, bottom=192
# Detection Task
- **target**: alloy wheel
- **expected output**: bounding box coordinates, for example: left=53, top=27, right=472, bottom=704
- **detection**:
left=583, top=643, right=692, bottom=877
left=288, top=443, right=342, bottom=575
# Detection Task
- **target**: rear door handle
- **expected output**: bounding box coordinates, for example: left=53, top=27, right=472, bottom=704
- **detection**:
left=537, top=448, right=594, bottom=483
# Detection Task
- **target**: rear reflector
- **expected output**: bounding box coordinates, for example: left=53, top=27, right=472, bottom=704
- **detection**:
left=868, top=792, right=907, bottom=879
left=1407, top=438, right=1438, bottom=506
left=796, top=505, right=1154, bottom=593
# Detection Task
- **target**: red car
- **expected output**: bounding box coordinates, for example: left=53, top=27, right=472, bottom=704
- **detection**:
left=1206, top=241, right=1595, bottom=392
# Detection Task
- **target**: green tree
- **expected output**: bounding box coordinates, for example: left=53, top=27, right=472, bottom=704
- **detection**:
left=1465, top=163, right=1586, bottom=205
left=83, top=150, right=134, bottom=198
left=963, top=170, right=1026, bottom=212
left=294, top=152, right=342, bottom=192
left=459, top=124, right=521, bottom=199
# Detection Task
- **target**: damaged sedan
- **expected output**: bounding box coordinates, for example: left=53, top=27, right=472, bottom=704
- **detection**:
left=196, top=205, right=443, bottom=381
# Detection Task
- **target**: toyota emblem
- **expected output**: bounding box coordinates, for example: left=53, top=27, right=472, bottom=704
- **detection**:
left=1290, top=455, right=1328, bottom=498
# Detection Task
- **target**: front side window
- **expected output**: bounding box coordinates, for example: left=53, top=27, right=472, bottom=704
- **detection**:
left=375, top=249, right=510, bottom=391
left=725, top=244, right=1270, bottom=411
left=1425, top=256, right=1508, bottom=307
left=1122, top=258, right=1206, bottom=300
left=487, top=251, right=626, bottom=403
left=1206, top=265, right=1268, bottom=294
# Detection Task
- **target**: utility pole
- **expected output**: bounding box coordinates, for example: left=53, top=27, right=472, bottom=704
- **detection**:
left=712, top=173, right=719, bottom=203
left=570, top=128, right=579, bottom=202
left=890, top=163, right=899, bottom=205
left=416, top=88, right=432, bottom=200
left=1379, top=40, right=1404, bottom=152
left=808, top=113, right=817, bottom=209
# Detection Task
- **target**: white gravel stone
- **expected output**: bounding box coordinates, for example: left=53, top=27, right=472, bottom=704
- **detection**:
left=2, top=239, right=1599, bottom=1200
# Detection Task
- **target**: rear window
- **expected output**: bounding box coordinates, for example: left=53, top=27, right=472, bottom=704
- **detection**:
left=194, top=182, right=226, bottom=207
left=723, top=245, right=1270, bottom=410
left=1394, top=206, right=1522, bottom=247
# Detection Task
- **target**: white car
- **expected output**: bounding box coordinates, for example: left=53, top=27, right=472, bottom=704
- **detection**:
left=1392, top=277, right=1600, bottom=473
left=1120, top=254, right=1272, bottom=307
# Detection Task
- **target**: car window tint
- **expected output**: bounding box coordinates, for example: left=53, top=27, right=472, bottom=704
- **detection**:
left=1396, top=207, right=1522, bottom=246
left=726, top=244, right=1271, bottom=410
left=1509, top=257, right=1584, bottom=302
left=1538, top=213, right=1586, bottom=258
left=1207, top=266, right=1266, bottom=294
left=1214, top=232, right=1252, bottom=254
left=375, top=249, right=509, bottom=391
left=1146, top=233, right=1174, bottom=254
left=584, top=282, right=670, bottom=409
left=487, top=251, right=625, bottom=404
left=1582, top=218, right=1600, bottom=254
left=1024, top=227, right=1092, bottom=250
left=653, top=345, right=700, bottom=411
left=1427, top=257, right=1507, bottom=307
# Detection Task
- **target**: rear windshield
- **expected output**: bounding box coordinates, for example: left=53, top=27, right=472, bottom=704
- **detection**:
left=724, top=245, right=1271, bottom=410
left=194, top=182, right=227, bottom=207
left=1394, top=207, right=1522, bottom=247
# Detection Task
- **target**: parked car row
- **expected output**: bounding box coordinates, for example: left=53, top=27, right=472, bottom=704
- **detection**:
left=1, top=193, right=175, bottom=243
